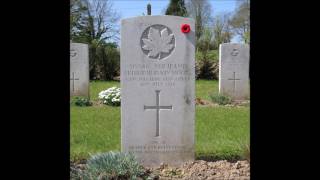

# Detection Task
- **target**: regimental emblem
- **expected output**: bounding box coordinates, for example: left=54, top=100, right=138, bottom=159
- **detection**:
left=70, top=48, right=77, bottom=58
left=140, top=24, right=175, bottom=60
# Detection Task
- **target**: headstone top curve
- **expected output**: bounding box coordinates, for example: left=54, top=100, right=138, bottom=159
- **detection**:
left=121, top=15, right=195, bottom=23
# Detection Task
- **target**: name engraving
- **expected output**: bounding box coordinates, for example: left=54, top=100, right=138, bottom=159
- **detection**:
left=123, top=63, right=192, bottom=87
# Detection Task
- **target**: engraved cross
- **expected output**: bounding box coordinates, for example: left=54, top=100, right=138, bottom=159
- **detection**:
left=228, top=72, right=240, bottom=93
left=144, top=90, right=172, bottom=137
left=70, top=72, right=80, bottom=92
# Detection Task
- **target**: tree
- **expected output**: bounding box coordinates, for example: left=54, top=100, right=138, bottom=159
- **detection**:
left=186, top=0, right=213, bottom=40
left=212, top=13, right=233, bottom=49
left=230, top=0, right=250, bottom=43
left=165, top=0, right=188, bottom=17
left=70, top=0, right=87, bottom=38
left=197, top=27, right=213, bottom=53
left=72, top=0, right=120, bottom=44
left=70, top=0, right=120, bottom=79
left=197, top=28, right=218, bottom=79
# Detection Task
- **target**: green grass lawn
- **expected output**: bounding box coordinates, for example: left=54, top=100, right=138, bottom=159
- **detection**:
left=71, top=80, right=250, bottom=161
left=196, top=79, right=219, bottom=101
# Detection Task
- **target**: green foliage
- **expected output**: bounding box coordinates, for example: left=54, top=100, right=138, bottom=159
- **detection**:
left=196, top=27, right=213, bottom=52
left=165, top=0, right=188, bottom=17
left=71, top=97, right=92, bottom=107
left=195, top=60, right=201, bottom=79
left=196, top=50, right=219, bottom=80
left=195, top=28, right=219, bottom=80
left=210, top=93, right=232, bottom=105
left=76, top=151, right=144, bottom=180
left=196, top=50, right=218, bottom=63
left=198, top=59, right=217, bottom=80
left=104, top=45, right=120, bottom=80
left=244, top=31, right=250, bottom=44
left=147, top=3, right=151, bottom=15
left=91, top=43, right=120, bottom=80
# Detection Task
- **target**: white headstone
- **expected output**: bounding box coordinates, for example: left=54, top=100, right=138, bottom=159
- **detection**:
left=219, top=43, right=250, bottom=100
left=121, top=16, right=195, bottom=167
left=70, top=43, right=90, bottom=98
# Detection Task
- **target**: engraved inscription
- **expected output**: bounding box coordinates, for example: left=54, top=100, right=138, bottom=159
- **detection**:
left=123, top=63, right=191, bottom=87
left=141, top=24, right=175, bottom=60
left=128, top=145, right=190, bottom=153
left=144, top=90, right=172, bottom=137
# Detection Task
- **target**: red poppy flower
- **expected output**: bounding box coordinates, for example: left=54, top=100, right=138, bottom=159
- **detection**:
left=181, top=24, right=190, bottom=33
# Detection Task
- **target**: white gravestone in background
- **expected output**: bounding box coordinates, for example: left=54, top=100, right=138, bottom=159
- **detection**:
left=121, top=16, right=195, bottom=167
left=219, top=43, right=250, bottom=100
left=70, top=43, right=89, bottom=98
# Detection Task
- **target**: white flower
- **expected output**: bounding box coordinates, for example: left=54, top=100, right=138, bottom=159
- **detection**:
left=98, top=87, right=121, bottom=105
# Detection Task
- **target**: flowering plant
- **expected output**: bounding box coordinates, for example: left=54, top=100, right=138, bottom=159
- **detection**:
left=98, top=87, right=121, bottom=106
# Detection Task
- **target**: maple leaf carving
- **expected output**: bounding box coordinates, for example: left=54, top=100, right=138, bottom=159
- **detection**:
left=142, top=27, right=174, bottom=59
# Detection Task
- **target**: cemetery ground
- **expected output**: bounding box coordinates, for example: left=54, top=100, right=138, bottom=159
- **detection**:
left=71, top=80, right=250, bottom=179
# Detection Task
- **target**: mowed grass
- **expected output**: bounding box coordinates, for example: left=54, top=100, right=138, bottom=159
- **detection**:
left=196, top=106, right=249, bottom=160
left=196, top=79, right=219, bottom=101
left=71, top=80, right=249, bottom=161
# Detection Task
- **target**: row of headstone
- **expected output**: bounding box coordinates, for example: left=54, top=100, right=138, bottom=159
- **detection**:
left=70, top=15, right=249, bottom=168
left=69, top=41, right=249, bottom=101
left=70, top=42, right=90, bottom=98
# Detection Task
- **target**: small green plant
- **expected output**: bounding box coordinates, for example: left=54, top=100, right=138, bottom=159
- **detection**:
left=76, top=151, right=144, bottom=180
left=71, top=97, right=92, bottom=107
left=210, top=93, right=232, bottom=105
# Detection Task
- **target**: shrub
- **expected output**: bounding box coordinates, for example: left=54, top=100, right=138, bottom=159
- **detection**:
left=98, top=87, right=121, bottom=106
left=210, top=93, right=232, bottom=105
left=71, top=97, right=92, bottom=107
left=103, top=45, right=120, bottom=80
left=196, top=50, right=219, bottom=80
left=198, top=59, right=218, bottom=80
left=195, top=60, right=201, bottom=79
left=77, top=151, right=144, bottom=180
left=89, top=42, right=120, bottom=81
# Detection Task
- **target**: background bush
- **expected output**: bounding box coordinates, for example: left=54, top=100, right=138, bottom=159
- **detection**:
left=90, top=43, right=120, bottom=81
left=196, top=50, right=219, bottom=80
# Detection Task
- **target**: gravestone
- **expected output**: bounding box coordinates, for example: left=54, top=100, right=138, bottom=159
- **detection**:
left=70, top=43, right=89, bottom=98
left=219, top=43, right=250, bottom=100
left=121, top=16, right=195, bottom=167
